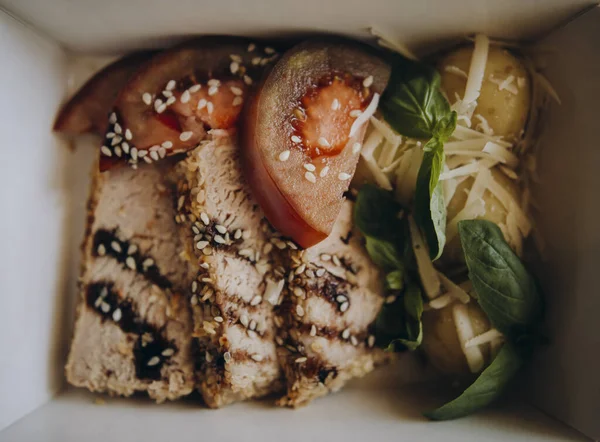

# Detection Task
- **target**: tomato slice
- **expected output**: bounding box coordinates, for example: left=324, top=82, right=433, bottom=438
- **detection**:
left=99, top=37, right=278, bottom=171
left=241, top=39, right=390, bottom=247
left=53, top=51, right=154, bottom=136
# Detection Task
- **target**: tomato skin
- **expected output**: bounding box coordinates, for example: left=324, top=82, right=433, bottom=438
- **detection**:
left=53, top=52, right=154, bottom=136
left=240, top=39, right=391, bottom=247
left=98, top=37, right=278, bottom=172
left=241, top=89, right=327, bottom=248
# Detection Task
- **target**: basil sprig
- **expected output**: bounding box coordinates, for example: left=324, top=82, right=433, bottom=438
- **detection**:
left=380, top=55, right=454, bottom=139
left=374, top=283, right=424, bottom=351
left=459, top=220, right=543, bottom=338
left=425, top=343, right=523, bottom=420
left=354, top=184, right=424, bottom=350
left=380, top=54, right=456, bottom=260
left=425, top=220, right=544, bottom=420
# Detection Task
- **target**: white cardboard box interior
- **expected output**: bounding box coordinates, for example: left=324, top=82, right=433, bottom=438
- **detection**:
left=0, top=0, right=598, bottom=440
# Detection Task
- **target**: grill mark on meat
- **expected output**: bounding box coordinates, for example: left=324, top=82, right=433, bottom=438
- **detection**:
left=66, top=163, right=196, bottom=402
left=276, top=201, right=389, bottom=408
left=340, top=230, right=353, bottom=245
left=170, top=136, right=285, bottom=407
left=287, top=267, right=352, bottom=314
left=92, top=229, right=172, bottom=289
left=85, top=282, right=177, bottom=380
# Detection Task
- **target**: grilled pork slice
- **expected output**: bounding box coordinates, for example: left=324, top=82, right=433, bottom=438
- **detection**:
left=276, top=200, right=388, bottom=407
left=172, top=134, right=286, bottom=407
left=66, top=162, right=197, bottom=402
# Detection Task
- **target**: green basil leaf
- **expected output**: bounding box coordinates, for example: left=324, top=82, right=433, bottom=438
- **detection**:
left=404, top=283, right=424, bottom=320
left=386, top=269, right=405, bottom=291
left=380, top=55, right=451, bottom=139
left=374, top=296, right=407, bottom=349
left=424, top=343, right=522, bottom=420
left=365, top=237, right=403, bottom=271
left=414, top=139, right=446, bottom=260
left=432, top=111, right=457, bottom=142
left=377, top=284, right=424, bottom=351
left=458, top=220, right=543, bottom=337
left=354, top=184, right=404, bottom=240
left=399, top=284, right=424, bottom=348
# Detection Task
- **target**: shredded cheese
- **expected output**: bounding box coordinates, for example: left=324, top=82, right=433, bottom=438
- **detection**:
left=462, top=34, right=490, bottom=106
left=350, top=93, right=379, bottom=137
left=486, top=175, right=532, bottom=235
left=489, top=74, right=519, bottom=95
left=464, top=328, right=503, bottom=348
left=465, top=168, right=491, bottom=208
left=535, top=72, right=562, bottom=104
left=381, top=154, right=403, bottom=173
left=428, top=294, right=454, bottom=310
left=444, top=139, right=489, bottom=152
left=360, top=130, right=392, bottom=190
left=439, top=161, right=480, bottom=181
left=408, top=216, right=441, bottom=300
left=499, top=165, right=518, bottom=180
left=459, top=280, right=474, bottom=293
left=445, top=155, right=474, bottom=169
left=490, top=338, right=504, bottom=359
left=474, top=114, right=494, bottom=135
left=452, top=303, right=485, bottom=373
left=437, top=272, right=471, bottom=303
left=444, top=65, right=468, bottom=79
left=443, top=176, right=458, bottom=207
left=395, top=147, right=423, bottom=204
left=452, top=125, right=512, bottom=148
left=482, top=142, right=519, bottom=167
left=457, top=114, right=473, bottom=128
left=370, top=116, right=402, bottom=146
left=369, top=27, right=419, bottom=61
left=446, top=198, right=486, bottom=242
left=505, top=210, right=523, bottom=256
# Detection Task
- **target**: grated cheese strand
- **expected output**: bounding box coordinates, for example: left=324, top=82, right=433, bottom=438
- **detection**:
left=464, top=328, right=504, bottom=349
left=439, top=161, right=481, bottom=181
left=452, top=303, right=486, bottom=373
left=446, top=198, right=486, bottom=242
left=437, top=272, right=471, bottom=303
left=349, top=93, right=379, bottom=137
left=359, top=130, right=392, bottom=190
left=408, top=216, right=441, bottom=300
left=463, top=34, right=490, bottom=105
left=369, top=27, right=419, bottom=61
left=465, top=167, right=491, bottom=208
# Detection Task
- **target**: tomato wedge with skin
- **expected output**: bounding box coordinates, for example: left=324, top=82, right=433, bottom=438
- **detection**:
left=242, top=39, right=390, bottom=248
left=53, top=51, right=154, bottom=136
left=100, top=37, right=278, bottom=171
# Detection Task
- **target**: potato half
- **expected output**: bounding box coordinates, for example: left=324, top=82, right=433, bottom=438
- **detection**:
left=421, top=300, right=492, bottom=375
left=438, top=46, right=531, bottom=141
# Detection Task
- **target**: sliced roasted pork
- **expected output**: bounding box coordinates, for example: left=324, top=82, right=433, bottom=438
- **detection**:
left=66, top=162, right=197, bottom=402
left=171, top=133, right=286, bottom=407
left=276, top=200, right=388, bottom=407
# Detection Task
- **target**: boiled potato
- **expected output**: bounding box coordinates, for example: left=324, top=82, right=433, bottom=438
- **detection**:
left=438, top=46, right=531, bottom=141
left=421, top=300, right=492, bottom=375
left=442, top=168, right=520, bottom=264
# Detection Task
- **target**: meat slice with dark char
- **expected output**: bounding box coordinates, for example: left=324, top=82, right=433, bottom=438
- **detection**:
left=171, top=132, right=286, bottom=407
left=276, top=200, right=389, bottom=407
left=65, top=161, right=197, bottom=402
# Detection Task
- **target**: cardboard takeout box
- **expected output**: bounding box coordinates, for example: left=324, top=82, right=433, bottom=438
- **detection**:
left=0, top=0, right=598, bottom=440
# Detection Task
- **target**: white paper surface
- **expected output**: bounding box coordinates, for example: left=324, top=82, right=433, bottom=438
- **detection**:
left=0, top=0, right=595, bottom=54
left=0, top=11, right=69, bottom=431
left=0, top=0, right=598, bottom=440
